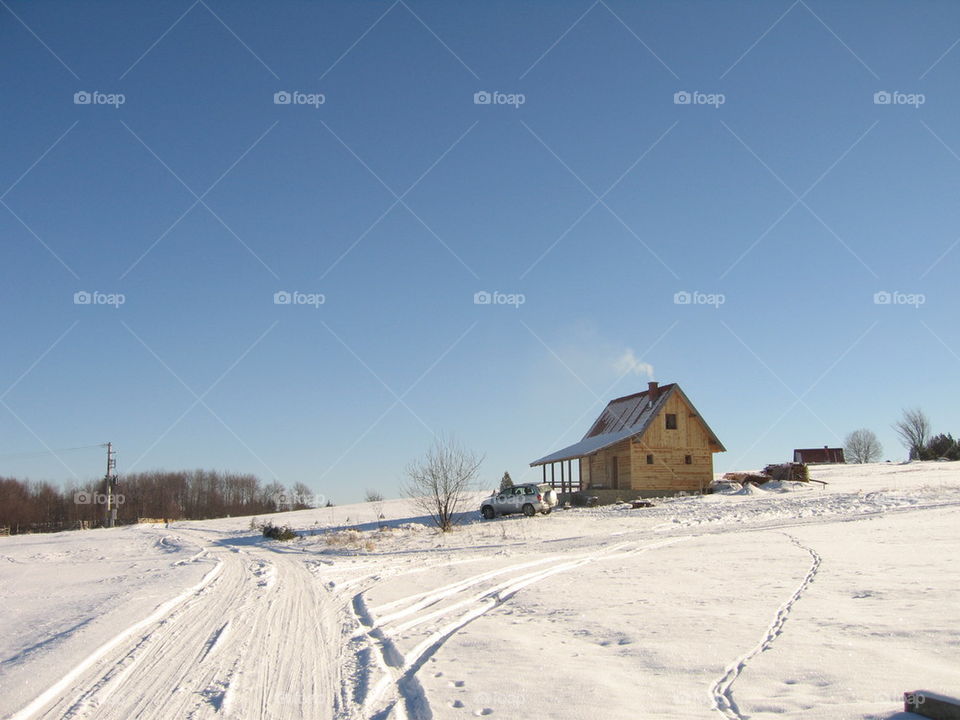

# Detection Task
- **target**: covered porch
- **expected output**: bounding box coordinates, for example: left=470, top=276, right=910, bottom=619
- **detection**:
left=530, top=425, right=639, bottom=495
left=534, top=457, right=583, bottom=494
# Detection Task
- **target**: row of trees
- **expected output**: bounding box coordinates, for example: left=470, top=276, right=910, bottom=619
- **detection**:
left=0, top=470, right=322, bottom=534
left=844, top=408, right=960, bottom=463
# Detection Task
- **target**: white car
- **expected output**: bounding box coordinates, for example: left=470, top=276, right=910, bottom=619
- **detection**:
left=480, top=483, right=558, bottom=519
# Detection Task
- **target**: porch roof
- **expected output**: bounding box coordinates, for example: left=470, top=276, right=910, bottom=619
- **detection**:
left=529, top=426, right=642, bottom=466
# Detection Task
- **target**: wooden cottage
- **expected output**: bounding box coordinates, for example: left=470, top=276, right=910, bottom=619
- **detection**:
left=530, top=382, right=725, bottom=497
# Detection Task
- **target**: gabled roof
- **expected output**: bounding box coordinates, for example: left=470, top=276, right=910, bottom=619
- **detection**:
left=530, top=383, right=724, bottom=466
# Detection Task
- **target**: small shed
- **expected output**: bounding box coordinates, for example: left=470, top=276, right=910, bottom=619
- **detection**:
left=793, top=446, right=845, bottom=464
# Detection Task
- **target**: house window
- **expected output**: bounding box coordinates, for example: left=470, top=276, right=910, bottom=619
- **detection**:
left=685, top=455, right=692, bottom=465
left=665, top=413, right=677, bottom=429
left=646, top=454, right=654, bottom=465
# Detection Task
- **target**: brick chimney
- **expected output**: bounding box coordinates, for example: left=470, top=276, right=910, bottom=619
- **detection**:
left=647, top=381, right=659, bottom=404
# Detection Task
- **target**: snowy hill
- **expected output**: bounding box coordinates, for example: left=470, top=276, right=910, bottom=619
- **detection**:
left=1, top=461, right=958, bottom=719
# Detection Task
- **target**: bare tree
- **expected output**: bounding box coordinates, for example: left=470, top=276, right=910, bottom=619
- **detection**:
left=893, top=408, right=931, bottom=460
left=365, top=489, right=385, bottom=528
left=261, top=481, right=287, bottom=512
left=844, top=428, right=883, bottom=463
left=403, top=435, right=483, bottom=532
left=290, top=481, right=315, bottom=510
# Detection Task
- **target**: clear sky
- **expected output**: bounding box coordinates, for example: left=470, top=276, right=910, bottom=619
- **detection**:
left=2, top=1, right=959, bottom=502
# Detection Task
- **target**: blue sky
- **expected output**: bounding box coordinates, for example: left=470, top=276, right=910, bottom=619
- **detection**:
left=2, top=0, right=959, bottom=502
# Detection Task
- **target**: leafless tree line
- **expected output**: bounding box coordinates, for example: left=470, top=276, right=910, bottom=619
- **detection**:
left=0, top=470, right=318, bottom=534
left=846, top=408, right=959, bottom=464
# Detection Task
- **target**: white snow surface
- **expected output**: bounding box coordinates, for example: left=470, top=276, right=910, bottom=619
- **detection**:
left=1, top=461, right=958, bottom=719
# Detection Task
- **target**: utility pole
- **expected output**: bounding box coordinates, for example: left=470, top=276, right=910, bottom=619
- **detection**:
left=104, top=442, right=118, bottom=528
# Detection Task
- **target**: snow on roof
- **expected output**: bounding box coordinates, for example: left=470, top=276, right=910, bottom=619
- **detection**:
left=530, top=386, right=672, bottom=466
left=530, top=383, right=725, bottom=466
left=582, top=384, right=676, bottom=438
left=529, top=426, right=645, bottom=466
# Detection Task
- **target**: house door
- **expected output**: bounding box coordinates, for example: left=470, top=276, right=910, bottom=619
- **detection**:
left=609, top=456, right=619, bottom=490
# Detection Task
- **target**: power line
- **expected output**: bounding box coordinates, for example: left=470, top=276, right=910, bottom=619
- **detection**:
left=0, top=443, right=108, bottom=460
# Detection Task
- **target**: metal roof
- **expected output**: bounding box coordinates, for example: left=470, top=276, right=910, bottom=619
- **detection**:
left=530, top=383, right=725, bottom=466
left=529, top=425, right=647, bottom=465
left=582, top=384, right=676, bottom=438
left=530, top=386, right=671, bottom=466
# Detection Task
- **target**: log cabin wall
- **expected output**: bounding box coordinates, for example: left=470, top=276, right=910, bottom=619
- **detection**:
left=629, top=391, right=716, bottom=493
left=584, top=438, right=632, bottom=490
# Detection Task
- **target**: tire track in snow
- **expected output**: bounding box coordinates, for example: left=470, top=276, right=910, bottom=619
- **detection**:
left=8, top=533, right=341, bottom=720
left=349, top=555, right=601, bottom=720
left=352, top=538, right=688, bottom=720
left=198, top=621, right=231, bottom=664
left=655, top=496, right=960, bottom=538
left=348, top=592, right=421, bottom=720
left=367, top=554, right=576, bottom=630
left=6, top=556, right=223, bottom=720
left=709, top=533, right=821, bottom=720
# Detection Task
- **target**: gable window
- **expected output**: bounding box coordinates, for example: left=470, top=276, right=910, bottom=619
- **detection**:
left=665, top=413, right=677, bottom=429
left=646, top=454, right=654, bottom=465
left=685, top=454, right=692, bottom=465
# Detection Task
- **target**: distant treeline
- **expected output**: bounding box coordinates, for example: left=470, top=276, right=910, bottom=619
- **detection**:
left=914, top=433, right=960, bottom=461
left=0, top=470, right=320, bottom=535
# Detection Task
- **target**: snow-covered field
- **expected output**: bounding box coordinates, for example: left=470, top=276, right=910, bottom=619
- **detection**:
left=1, top=461, right=958, bottom=720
